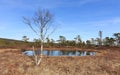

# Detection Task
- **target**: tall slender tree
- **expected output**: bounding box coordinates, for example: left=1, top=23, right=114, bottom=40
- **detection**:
left=23, top=8, right=55, bottom=65
left=99, top=31, right=102, bottom=46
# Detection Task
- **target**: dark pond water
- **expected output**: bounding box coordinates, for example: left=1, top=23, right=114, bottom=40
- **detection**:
left=22, top=50, right=96, bottom=56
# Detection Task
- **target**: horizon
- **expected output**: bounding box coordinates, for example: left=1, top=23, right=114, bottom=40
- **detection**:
left=0, top=0, right=120, bottom=41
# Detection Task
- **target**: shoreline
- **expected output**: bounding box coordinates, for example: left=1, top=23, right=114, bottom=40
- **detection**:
left=0, top=47, right=99, bottom=52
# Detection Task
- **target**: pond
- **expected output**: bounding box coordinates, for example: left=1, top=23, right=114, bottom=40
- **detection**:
left=22, top=50, right=96, bottom=56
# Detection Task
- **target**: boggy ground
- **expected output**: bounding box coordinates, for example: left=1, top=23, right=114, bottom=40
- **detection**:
left=0, top=48, right=120, bottom=75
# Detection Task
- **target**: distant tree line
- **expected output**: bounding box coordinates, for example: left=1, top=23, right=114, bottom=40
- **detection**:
left=32, top=32, right=120, bottom=48
left=0, top=32, right=120, bottom=49
left=0, top=33, right=120, bottom=48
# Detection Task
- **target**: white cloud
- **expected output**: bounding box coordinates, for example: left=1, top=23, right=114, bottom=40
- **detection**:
left=76, top=17, right=120, bottom=27
left=93, top=18, right=120, bottom=27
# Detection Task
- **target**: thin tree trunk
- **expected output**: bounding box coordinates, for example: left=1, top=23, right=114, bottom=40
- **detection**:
left=37, top=42, right=43, bottom=65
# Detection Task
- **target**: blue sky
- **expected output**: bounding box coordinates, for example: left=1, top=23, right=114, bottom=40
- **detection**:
left=0, top=0, right=120, bottom=41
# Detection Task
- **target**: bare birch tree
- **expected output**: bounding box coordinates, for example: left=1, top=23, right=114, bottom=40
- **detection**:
left=23, top=8, right=55, bottom=65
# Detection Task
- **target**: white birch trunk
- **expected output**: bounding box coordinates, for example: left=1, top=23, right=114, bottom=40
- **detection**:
left=37, top=44, right=43, bottom=65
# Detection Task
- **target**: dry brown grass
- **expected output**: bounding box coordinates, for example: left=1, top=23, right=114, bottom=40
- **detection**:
left=0, top=48, right=120, bottom=75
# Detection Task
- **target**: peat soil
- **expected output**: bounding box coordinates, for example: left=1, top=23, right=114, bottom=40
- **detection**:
left=0, top=48, right=120, bottom=75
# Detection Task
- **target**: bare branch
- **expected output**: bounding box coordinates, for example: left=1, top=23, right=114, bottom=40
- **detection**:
left=23, top=8, right=55, bottom=65
left=23, top=17, right=39, bottom=36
